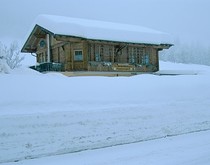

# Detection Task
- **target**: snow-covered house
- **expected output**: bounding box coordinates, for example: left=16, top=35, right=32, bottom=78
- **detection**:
left=21, top=15, right=173, bottom=73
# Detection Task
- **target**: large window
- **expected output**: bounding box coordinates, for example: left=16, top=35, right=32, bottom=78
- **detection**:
left=89, top=44, right=114, bottom=62
left=95, top=45, right=101, bottom=62
left=74, top=50, right=83, bottom=61
left=142, top=55, right=150, bottom=65
left=129, top=47, right=140, bottom=64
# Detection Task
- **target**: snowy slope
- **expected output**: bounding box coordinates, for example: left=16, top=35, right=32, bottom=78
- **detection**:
left=0, top=62, right=210, bottom=163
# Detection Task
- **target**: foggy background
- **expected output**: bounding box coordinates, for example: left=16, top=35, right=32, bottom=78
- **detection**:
left=0, top=0, right=210, bottom=65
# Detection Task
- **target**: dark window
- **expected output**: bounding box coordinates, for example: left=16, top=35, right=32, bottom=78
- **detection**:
left=74, top=50, right=83, bottom=61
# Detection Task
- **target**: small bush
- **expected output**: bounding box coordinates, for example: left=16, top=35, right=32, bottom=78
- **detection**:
left=0, top=41, right=24, bottom=73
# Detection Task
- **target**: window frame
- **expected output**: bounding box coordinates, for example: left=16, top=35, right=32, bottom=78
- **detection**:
left=74, top=50, right=83, bottom=61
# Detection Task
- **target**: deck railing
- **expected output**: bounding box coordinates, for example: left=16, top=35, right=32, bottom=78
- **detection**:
left=30, top=62, right=64, bottom=72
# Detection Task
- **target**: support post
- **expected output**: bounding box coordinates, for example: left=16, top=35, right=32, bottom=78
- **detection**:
left=47, top=34, right=50, bottom=63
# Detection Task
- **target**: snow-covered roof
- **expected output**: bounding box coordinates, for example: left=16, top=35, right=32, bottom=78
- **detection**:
left=31, top=14, right=172, bottom=45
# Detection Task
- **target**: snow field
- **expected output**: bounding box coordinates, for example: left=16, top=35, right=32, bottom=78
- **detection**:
left=0, top=62, right=210, bottom=163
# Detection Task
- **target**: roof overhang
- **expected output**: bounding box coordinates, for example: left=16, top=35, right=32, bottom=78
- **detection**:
left=21, top=25, right=53, bottom=53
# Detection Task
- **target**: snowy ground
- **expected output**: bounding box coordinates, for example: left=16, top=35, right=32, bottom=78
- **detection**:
left=0, top=61, right=210, bottom=164
left=2, top=130, right=210, bottom=165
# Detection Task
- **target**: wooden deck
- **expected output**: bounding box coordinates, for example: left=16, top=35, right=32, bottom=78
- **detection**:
left=61, top=71, right=148, bottom=77
left=60, top=70, right=198, bottom=77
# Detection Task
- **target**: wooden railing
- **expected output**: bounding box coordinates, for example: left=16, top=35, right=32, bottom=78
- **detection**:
left=30, top=62, right=64, bottom=72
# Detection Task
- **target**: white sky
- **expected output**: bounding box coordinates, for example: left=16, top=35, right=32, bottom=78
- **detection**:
left=0, top=0, right=210, bottom=46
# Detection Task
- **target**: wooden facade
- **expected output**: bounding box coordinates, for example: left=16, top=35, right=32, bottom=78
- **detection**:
left=22, top=23, right=172, bottom=73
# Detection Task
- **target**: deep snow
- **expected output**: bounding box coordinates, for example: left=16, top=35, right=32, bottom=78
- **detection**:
left=0, top=61, right=210, bottom=163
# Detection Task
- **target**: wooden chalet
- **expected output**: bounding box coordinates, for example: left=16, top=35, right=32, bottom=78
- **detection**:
left=21, top=15, right=173, bottom=75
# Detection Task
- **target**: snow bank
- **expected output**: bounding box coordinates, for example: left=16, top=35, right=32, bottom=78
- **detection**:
left=0, top=62, right=210, bottom=163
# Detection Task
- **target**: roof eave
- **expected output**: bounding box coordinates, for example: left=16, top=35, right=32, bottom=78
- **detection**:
left=54, top=33, right=172, bottom=47
left=21, top=24, right=54, bottom=53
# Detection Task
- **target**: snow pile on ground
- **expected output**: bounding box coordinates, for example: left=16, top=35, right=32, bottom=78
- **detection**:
left=0, top=61, right=210, bottom=163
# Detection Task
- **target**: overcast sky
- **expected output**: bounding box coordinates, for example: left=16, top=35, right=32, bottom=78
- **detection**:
left=0, top=0, right=210, bottom=46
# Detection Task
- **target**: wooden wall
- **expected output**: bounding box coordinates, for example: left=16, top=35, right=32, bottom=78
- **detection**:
left=36, top=35, right=160, bottom=72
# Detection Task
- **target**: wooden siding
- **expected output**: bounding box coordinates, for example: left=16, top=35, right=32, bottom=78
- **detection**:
left=86, top=42, right=159, bottom=72
left=35, top=35, right=161, bottom=72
